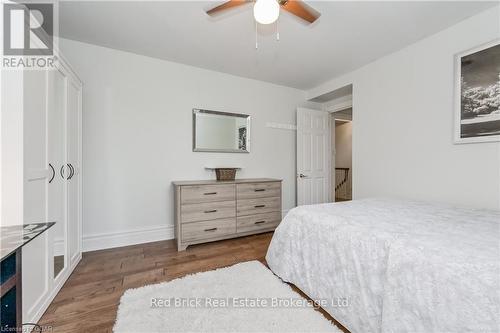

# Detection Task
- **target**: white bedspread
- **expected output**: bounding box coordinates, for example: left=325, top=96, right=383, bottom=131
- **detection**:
left=265, top=198, right=500, bottom=333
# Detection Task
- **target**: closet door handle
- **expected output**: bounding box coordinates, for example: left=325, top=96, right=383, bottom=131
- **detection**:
left=65, top=164, right=72, bottom=180
left=68, top=163, right=75, bottom=180
left=48, top=164, right=55, bottom=183
left=60, top=164, right=71, bottom=180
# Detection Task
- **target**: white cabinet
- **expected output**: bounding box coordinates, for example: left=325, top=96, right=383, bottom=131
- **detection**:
left=23, top=69, right=51, bottom=323
left=47, top=66, right=67, bottom=280
left=66, top=79, right=82, bottom=266
left=22, top=55, right=82, bottom=324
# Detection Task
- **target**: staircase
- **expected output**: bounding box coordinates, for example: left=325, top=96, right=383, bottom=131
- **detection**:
left=335, top=168, right=351, bottom=201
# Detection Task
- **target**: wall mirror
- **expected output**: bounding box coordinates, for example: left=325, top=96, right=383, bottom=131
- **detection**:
left=193, top=109, right=250, bottom=153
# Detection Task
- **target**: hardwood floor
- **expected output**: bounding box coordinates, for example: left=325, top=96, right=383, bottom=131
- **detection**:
left=38, top=232, right=348, bottom=333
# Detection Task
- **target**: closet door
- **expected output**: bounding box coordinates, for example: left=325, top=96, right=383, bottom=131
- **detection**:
left=22, top=69, right=51, bottom=322
left=66, top=77, right=82, bottom=265
left=20, top=53, right=82, bottom=325
left=47, top=66, right=68, bottom=281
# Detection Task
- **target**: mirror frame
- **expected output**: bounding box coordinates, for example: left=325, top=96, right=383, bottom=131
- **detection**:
left=192, top=108, right=251, bottom=153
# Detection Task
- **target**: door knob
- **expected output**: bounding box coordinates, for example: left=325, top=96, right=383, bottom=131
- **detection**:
left=299, top=173, right=308, bottom=178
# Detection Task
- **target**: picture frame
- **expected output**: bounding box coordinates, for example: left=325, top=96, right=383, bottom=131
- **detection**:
left=454, top=39, right=500, bottom=144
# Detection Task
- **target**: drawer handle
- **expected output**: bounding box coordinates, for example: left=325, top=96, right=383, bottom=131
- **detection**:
left=204, top=228, right=217, bottom=232
left=254, top=189, right=266, bottom=192
left=254, top=205, right=266, bottom=208
left=204, top=192, right=217, bottom=195
left=204, top=209, right=217, bottom=213
left=254, top=221, right=266, bottom=225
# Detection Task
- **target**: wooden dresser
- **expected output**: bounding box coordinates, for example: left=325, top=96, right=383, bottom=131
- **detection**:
left=173, top=178, right=282, bottom=251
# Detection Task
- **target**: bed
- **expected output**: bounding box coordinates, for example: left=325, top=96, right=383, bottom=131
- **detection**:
left=265, top=198, right=500, bottom=333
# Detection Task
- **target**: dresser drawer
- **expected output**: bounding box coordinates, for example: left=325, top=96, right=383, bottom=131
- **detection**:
left=237, top=212, right=281, bottom=233
left=236, top=182, right=281, bottom=200
left=181, top=184, right=235, bottom=205
left=237, top=197, right=280, bottom=216
left=181, top=201, right=235, bottom=223
left=181, top=218, right=236, bottom=242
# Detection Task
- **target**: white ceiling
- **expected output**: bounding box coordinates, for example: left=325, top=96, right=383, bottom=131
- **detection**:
left=59, top=1, right=497, bottom=90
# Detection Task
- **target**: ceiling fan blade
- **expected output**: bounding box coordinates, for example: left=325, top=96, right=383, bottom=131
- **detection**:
left=280, top=0, right=320, bottom=24
left=206, top=0, right=252, bottom=16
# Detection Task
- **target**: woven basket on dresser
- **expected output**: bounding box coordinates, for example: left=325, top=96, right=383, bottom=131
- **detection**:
left=215, top=168, right=236, bottom=181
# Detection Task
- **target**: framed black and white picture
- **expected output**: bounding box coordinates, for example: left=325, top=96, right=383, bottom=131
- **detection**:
left=454, top=39, right=500, bottom=144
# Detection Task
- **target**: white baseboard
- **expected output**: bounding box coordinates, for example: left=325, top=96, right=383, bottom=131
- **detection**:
left=83, top=225, right=175, bottom=252
left=82, top=211, right=292, bottom=253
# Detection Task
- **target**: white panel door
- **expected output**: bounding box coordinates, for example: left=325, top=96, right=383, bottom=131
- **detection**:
left=297, top=108, right=330, bottom=206
left=66, top=78, right=82, bottom=266
left=18, top=49, right=83, bottom=325
left=22, top=69, right=50, bottom=322
left=48, top=65, right=68, bottom=281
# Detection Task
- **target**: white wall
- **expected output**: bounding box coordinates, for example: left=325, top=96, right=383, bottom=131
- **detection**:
left=323, top=95, right=353, bottom=113
left=60, top=39, right=313, bottom=250
left=309, top=6, right=500, bottom=210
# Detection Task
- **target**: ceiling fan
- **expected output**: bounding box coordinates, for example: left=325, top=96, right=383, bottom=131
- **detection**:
left=206, top=0, right=320, bottom=25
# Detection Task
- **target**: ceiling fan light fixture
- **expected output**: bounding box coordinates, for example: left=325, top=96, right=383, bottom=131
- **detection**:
left=253, top=0, right=280, bottom=25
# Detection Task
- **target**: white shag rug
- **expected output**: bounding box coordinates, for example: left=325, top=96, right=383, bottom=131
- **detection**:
left=114, top=261, right=341, bottom=333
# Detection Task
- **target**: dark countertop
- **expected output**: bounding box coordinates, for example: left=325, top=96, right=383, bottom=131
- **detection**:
left=0, top=222, right=55, bottom=261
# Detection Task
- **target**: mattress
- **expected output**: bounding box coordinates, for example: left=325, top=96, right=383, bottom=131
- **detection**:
left=265, top=198, right=500, bottom=333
